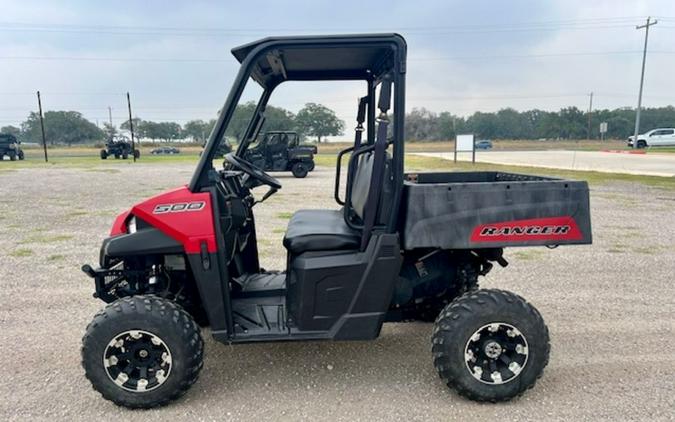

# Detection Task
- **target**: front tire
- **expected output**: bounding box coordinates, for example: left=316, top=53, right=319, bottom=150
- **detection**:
left=432, top=289, right=549, bottom=402
left=82, top=295, right=204, bottom=409
left=637, top=140, right=647, bottom=149
left=100, top=150, right=108, bottom=160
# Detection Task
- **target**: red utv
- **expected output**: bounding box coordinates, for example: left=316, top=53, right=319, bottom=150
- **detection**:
left=81, top=34, right=592, bottom=408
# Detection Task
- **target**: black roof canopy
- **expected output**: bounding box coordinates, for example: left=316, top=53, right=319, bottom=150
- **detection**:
left=231, top=33, right=406, bottom=88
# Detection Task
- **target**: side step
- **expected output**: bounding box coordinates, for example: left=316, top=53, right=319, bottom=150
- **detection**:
left=232, top=295, right=288, bottom=337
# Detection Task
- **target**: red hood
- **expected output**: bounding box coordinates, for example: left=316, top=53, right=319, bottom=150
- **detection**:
left=109, top=185, right=217, bottom=254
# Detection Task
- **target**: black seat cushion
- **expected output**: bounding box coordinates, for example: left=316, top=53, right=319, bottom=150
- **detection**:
left=283, top=209, right=360, bottom=255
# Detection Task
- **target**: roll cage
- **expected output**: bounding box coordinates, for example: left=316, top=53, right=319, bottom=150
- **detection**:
left=190, top=34, right=407, bottom=231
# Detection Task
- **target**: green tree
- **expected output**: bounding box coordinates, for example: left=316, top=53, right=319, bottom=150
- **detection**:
left=0, top=125, right=21, bottom=138
left=20, top=111, right=103, bottom=146
left=140, top=121, right=182, bottom=142
left=295, top=103, right=344, bottom=143
left=183, top=119, right=216, bottom=143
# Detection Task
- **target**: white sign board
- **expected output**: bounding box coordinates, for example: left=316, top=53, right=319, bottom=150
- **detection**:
left=599, top=122, right=608, bottom=134
left=456, top=134, right=475, bottom=152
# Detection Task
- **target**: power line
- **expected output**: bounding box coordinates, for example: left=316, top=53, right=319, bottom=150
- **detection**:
left=0, top=16, right=647, bottom=37
left=2, top=50, right=674, bottom=64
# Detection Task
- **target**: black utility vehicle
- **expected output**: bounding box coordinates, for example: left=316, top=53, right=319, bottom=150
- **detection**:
left=244, top=131, right=316, bottom=177
left=100, top=135, right=140, bottom=160
left=81, top=34, right=592, bottom=409
left=0, top=134, right=24, bottom=161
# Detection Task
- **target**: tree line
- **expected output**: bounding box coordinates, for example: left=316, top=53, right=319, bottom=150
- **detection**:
left=0, top=102, right=345, bottom=146
left=2, top=103, right=674, bottom=145
left=404, top=106, right=675, bottom=141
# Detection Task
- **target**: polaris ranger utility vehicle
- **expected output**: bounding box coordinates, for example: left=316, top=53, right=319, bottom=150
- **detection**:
left=0, top=133, right=24, bottom=161
left=244, top=130, right=316, bottom=178
left=81, top=34, right=592, bottom=409
left=100, top=135, right=140, bottom=160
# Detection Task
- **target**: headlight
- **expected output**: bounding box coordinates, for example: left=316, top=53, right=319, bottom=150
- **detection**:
left=127, top=216, right=137, bottom=234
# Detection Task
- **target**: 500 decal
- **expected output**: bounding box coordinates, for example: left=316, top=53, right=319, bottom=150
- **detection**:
left=153, top=201, right=205, bottom=214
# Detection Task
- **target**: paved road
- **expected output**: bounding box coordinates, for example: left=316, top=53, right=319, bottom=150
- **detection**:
left=416, top=150, right=675, bottom=177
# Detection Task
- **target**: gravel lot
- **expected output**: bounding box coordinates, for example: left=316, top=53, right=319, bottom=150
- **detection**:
left=1, top=162, right=674, bottom=421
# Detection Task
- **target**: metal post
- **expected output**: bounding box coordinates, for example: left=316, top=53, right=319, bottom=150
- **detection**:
left=126, top=92, right=137, bottom=162
left=587, top=92, right=593, bottom=140
left=108, top=106, right=113, bottom=127
left=36, top=91, right=48, bottom=162
left=472, top=135, right=476, bottom=164
left=632, top=17, right=657, bottom=148
left=453, top=135, right=457, bottom=163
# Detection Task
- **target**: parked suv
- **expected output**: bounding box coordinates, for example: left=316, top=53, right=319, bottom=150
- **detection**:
left=627, top=128, right=675, bottom=148
left=0, top=134, right=25, bottom=161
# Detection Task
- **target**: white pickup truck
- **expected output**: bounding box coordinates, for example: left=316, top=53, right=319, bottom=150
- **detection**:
left=627, top=128, right=675, bottom=148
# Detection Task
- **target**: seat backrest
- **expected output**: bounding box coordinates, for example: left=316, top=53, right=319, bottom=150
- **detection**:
left=349, top=149, right=392, bottom=224
left=351, top=151, right=373, bottom=220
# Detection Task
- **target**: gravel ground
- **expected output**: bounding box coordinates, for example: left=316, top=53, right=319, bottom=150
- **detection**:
left=1, top=163, right=674, bottom=421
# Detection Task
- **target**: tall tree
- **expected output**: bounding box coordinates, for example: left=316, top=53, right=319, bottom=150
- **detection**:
left=295, top=103, right=344, bottom=143
left=183, top=119, right=216, bottom=143
left=0, top=125, right=21, bottom=138
left=20, top=111, right=103, bottom=145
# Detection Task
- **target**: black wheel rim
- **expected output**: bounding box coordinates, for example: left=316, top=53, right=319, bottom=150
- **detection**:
left=464, top=322, right=529, bottom=385
left=103, top=330, right=172, bottom=392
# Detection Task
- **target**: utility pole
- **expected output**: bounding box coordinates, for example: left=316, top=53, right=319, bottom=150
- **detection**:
left=632, top=16, right=657, bottom=148
left=126, top=92, right=137, bottom=162
left=587, top=92, right=593, bottom=141
left=36, top=91, right=48, bottom=162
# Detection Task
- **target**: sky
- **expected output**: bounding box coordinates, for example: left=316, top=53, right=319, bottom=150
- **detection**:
left=0, top=0, right=674, bottom=135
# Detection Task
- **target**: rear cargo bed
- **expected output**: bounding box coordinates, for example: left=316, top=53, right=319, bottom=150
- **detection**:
left=400, top=171, right=592, bottom=250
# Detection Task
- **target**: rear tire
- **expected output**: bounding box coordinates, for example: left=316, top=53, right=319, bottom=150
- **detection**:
left=122, top=152, right=129, bottom=159
left=291, top=162, right=308, bottom=178
left=133, top=149, right=140, bottom=159
left=100, top=150, right=108, bottom=160
left=82, top=295, right=204, bottom=409
left=9, top=152, right=16, bottom=161
left=432, top=289, right=549, bottom=402
left=18, top=150, right=25, bottom=160
left=307, top=161, right=315, bottom=171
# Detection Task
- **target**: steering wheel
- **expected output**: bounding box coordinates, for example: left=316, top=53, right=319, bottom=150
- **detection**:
left=224, top=153, right=282, bottom=190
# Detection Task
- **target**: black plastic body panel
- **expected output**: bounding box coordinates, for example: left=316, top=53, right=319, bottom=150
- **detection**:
left=287, top=233, right=401, bottom=337
left=399, top=171, right=592, bottom=249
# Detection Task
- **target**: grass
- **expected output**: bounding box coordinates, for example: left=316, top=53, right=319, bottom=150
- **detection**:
left=47, top=254, right=65, bottom=261
left=10, top=248, right=33, bottom=257
left=9, top=145, right=675, bottom=190
left=20, top=234, right=74, bottom=244
left=318, top=153, right=675, bottom=190
left=276, top=212, right=294, bottom=219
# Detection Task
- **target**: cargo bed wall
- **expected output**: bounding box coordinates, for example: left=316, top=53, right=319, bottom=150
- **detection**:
left=401, top=172, right=592, bottom=250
